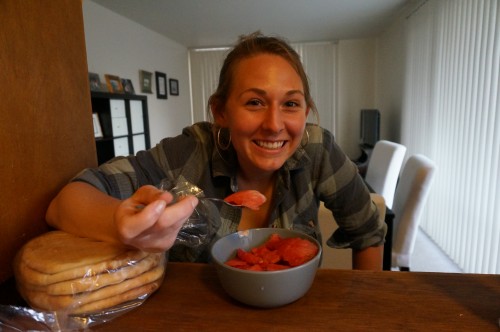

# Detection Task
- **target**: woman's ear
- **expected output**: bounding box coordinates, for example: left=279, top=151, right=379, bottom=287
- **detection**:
left=211, top=101, right=227, bottom=126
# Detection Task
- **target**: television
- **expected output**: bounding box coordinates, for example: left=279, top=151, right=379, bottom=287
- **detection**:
left=360, top=109, right=380, bottom=148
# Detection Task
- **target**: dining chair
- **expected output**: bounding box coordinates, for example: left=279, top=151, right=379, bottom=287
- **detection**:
left=364, top=140, right=407, bottom=209
left=391, top=154, right=436, bottom=271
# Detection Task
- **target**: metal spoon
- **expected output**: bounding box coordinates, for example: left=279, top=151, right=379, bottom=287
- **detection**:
left=198, top=197, right=244, bottom=208
left=135, top=197, right=243, bottom=211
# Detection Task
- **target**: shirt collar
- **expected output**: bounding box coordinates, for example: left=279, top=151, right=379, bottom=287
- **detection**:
left=211, top=143, right=311, bottom=190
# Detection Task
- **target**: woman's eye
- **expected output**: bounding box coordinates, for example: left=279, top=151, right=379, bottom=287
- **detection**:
left=284, top=101, right=300, bottom=108
left=246, top=99, right=262, bottom=106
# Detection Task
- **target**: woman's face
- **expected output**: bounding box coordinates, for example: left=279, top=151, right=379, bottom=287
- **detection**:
left=215, top=53, right=310, bottom=176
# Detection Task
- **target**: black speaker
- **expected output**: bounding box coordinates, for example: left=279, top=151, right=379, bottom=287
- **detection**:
left=360, top=109, right=380, bottom=148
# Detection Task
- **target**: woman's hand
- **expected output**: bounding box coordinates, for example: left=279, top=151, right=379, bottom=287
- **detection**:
left=114, top=185, right=199, bottom=252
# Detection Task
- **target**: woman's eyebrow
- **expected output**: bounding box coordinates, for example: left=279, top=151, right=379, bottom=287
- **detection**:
left=240, top=88, right=266, bottom=97
left=285, top=90, right=305, bottom=97
left=240, top=88, right=305, bottom=97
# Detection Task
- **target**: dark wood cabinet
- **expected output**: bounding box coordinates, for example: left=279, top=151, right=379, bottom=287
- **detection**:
left=91, top=92, right=150, bottom=164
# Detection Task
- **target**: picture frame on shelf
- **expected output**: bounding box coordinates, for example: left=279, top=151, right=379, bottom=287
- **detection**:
left=121, top=78, right=135, bottom=94
left=139, top=70, right=153, bottom=93
left=92, top=113, right=103, bottom=138
left=169, top=78, right=179, bottom=96
left=104, top=74, right=124, bottom=93
left=155, top=71, right=167, bottom=99
left=88, top=72, right=102, bottom=92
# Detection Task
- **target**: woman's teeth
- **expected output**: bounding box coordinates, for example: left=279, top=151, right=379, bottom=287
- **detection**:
left=256, top=141, right=284, bottom=149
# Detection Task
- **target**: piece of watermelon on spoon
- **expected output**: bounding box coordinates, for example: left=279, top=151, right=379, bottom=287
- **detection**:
left=223, top=190, right=266, bottom=210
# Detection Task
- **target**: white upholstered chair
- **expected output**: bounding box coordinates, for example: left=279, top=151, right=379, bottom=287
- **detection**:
left=391, top=154, right=436, bottom=271
left=364, top=140, right=407, bottom=209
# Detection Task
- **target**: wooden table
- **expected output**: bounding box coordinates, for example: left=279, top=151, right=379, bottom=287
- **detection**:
left=88, top=262, right=500, bottom=331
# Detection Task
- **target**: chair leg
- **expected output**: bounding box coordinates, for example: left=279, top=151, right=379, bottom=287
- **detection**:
left=399, top=266, right=410, bottom=272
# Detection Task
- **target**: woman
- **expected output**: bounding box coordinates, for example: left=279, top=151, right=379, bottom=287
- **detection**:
left=46, top=32, right=386, bottom=270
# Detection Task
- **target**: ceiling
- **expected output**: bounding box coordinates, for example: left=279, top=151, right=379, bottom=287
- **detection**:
left=90, top=0, right=415, bottom=48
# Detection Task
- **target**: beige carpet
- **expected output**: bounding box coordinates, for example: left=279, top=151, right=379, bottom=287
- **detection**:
left=319, top=216, right=461, bottom=273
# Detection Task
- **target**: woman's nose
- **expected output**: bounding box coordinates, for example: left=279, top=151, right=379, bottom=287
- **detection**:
left=262, top=104, right=284, bottom=133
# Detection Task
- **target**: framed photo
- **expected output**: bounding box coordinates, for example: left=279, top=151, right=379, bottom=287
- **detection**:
left=92, top=113, right=103, bottom=138
left=104, top=74, right=124, bottom=93
left=88, top=72, right=102, bottom=92
left=155, top=71, right=167, bottom=99
left=139, top=70, right=153, bottom=93
left=169, top=78, right=179, bottom=96
left=121, top=78, right=135, bottom=94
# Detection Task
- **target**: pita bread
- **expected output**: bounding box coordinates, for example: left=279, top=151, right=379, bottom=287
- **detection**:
left=20, top=264, right=165, bottom=313
left=15, top=231, right=166, bottom=314
left=15, top=249, right=150, bottom=286
left=21, top=253, right=162, bottom=295
left=74, top=279, right=161, bottom=315
left=18, top=231, right=131, bottom=274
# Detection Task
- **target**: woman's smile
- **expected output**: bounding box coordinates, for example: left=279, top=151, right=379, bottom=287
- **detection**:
left=254, top=140, right=286, bottom=150
left=215, top=53, right=310, bottom=176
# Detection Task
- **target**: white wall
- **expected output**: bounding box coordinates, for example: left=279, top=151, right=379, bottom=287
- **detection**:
left=337, top=39, right=377, bottom=159
left=83, top=1, right=192, bottom=146
left=335, top=20, right=407, bottom=159
left=83, top=1, right=407, bottom=160
left=375, top=15, right=407, bottom=144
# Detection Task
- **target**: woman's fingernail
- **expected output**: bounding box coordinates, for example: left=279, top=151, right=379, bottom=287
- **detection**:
left=155, top=200, right=167, bottom=213
left=191, top=197, right=199, bottom=208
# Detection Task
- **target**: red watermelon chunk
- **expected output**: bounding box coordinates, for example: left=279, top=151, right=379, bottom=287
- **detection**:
left=224, top=190, right=266, bottom=210
left=225, top=258, right=249, bottom=268
left=275, top=237, right=319, bottom=267
left=236, top=248, right=263, bottom=265
left=224, top=233, right=318, bottom=271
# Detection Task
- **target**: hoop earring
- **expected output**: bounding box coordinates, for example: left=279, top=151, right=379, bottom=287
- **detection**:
left=217, top=127, right=232, bottom=150
left=301, top=129, right=309, bottom=148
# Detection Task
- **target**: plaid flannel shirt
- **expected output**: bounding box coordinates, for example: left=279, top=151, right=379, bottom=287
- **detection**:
left=74, top=122, right=386, bottom=262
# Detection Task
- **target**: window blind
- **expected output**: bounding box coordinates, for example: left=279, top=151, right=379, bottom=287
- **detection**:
left=188, top=48, right=228, bottom=123
left=403, top=0, right=499, bottom=273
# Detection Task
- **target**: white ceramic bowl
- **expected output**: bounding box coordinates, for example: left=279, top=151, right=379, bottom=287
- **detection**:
left=210, top=228, right=322, bottom=308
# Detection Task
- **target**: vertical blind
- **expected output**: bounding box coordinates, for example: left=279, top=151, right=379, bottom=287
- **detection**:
left=293, top=42, right=337, bottom=133
left=188, top=48, right=228, bottom=123
left=403, top=0, right=499, bottom=273
left=188, top=42, right=337, bottom=134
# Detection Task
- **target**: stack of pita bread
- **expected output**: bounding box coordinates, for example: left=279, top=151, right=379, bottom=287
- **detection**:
left=14, top=231, right=165, bottom=315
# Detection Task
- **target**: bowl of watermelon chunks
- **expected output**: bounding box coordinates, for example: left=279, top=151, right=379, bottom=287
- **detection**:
left=210, top=228, right=322, bottom=308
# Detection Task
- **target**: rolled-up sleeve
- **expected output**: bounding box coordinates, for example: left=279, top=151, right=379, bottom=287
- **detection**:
left=314, top=128, right=387, bottom=250
left=72, top=157, right=140, bottom=199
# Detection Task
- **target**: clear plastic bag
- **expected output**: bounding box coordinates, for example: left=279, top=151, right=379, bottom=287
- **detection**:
left=3, top=231, right=167, bottom=331
left=2, top=180, right=218, bottom=331
left=158, top=179, right=221, bottom=249
left=0, top=302, right=144, bottom=331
